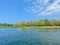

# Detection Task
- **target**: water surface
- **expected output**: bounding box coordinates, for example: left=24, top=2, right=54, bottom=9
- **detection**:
left=0, top=28, right=60, bottom=45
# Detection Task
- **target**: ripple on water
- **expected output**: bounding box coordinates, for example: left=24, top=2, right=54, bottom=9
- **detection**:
left=0, top=28, right=60, bottom=45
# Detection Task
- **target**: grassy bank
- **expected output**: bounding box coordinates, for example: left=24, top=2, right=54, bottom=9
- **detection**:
left=16, top=26, right=60, bottom=29
left=0, top=25, right=60, bottom=29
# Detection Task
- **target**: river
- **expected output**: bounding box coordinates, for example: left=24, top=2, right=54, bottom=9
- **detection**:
left=0, top=28, right=60, bottom=45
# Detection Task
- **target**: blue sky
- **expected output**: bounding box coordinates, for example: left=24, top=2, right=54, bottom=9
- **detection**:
left=0, top=0, right=60, bottom=24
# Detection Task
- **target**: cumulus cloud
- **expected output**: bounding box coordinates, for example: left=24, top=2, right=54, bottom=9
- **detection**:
left=24, top=0, right=60, bottom=16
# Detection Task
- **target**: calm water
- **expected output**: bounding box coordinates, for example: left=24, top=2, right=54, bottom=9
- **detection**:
left=0, top=28, right=60, bottom=45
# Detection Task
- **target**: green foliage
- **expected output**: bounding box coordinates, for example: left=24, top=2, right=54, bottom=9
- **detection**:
left=15, top=19, right=60, bottom=26
left=0, top=19, right=60, bottom=28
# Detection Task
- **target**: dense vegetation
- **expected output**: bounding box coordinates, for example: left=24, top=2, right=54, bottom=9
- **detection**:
left=0, top=19, right=60, bottom=28
left=15, top=19, right=60, bottom=26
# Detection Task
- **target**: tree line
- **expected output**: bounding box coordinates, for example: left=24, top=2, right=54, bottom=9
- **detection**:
left=15, top=19, right=60, bottom=26
left=0, top=23, right=13, bottom=26
left=0, top=19, right=60, bottom=26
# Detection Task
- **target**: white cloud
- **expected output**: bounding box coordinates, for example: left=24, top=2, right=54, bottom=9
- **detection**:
left=24, top=0, right=60, bottom=16
left=39, top=0, right=60, bottom=15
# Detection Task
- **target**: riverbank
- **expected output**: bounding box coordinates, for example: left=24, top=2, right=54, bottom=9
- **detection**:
left=0, top=26, right=60, bottom=29
left=17, top=26, right=60, bottom=29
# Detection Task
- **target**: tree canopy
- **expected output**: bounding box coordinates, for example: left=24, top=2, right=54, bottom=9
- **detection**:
left=15, top=19, right=60, bottom=26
